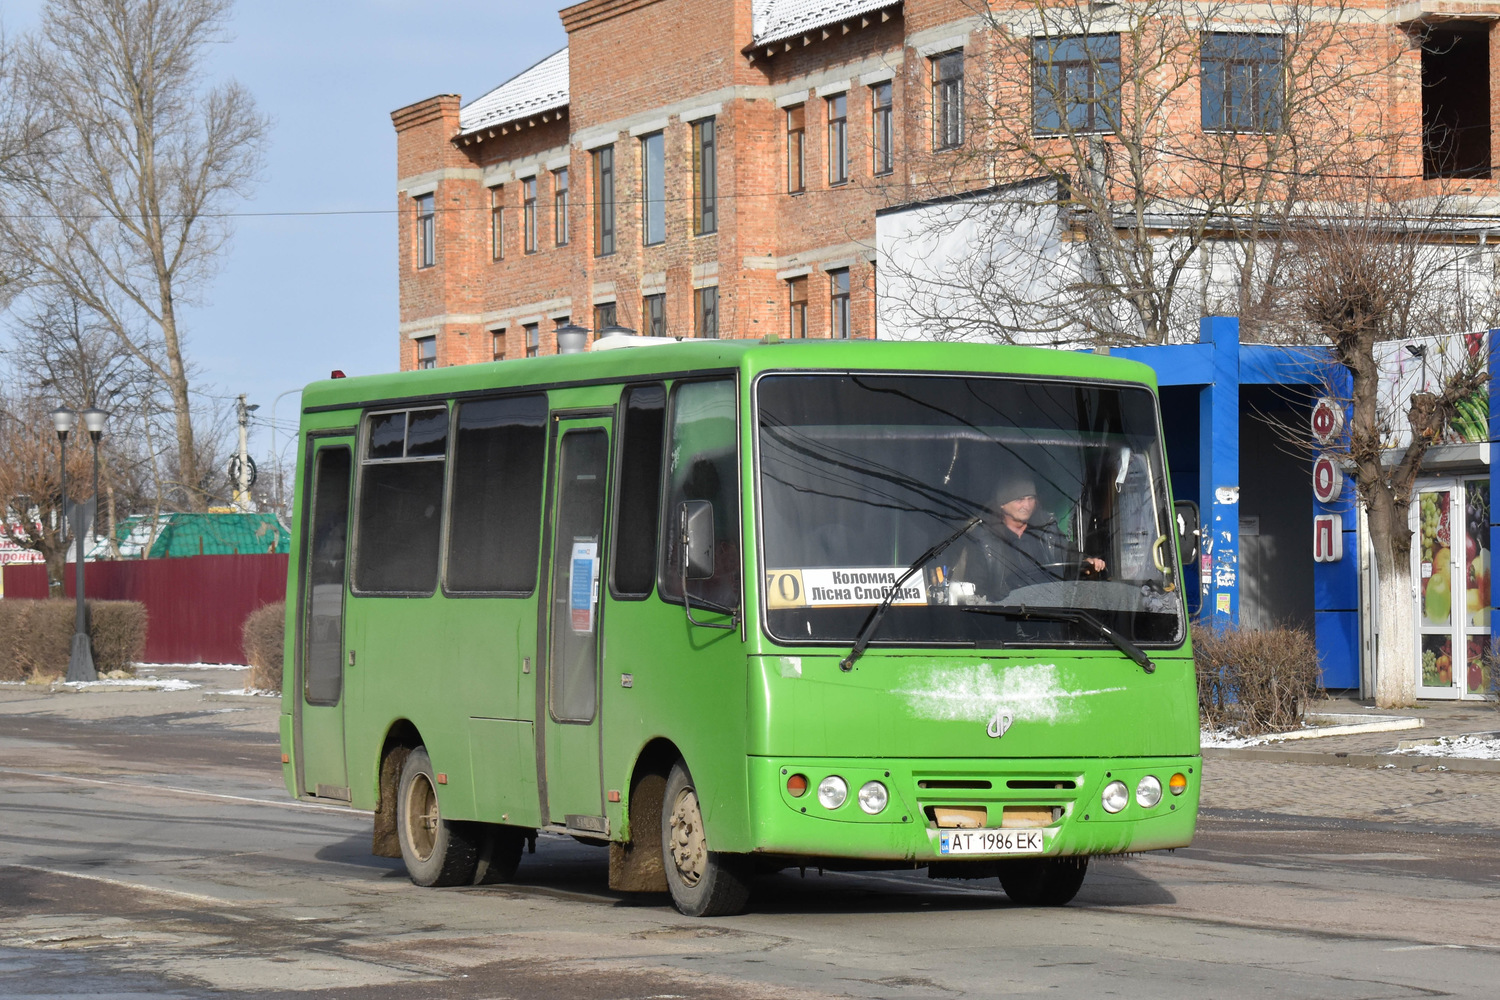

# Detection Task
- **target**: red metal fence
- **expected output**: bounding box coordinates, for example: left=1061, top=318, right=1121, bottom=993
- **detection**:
left=2, top=555, right=288, bottom=664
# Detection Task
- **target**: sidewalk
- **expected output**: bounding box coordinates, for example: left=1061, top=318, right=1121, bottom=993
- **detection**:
left=1205, top=695, right=1500, bottom=774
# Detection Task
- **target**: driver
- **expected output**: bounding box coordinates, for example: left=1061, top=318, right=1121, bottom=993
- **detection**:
left=953, top=470, right=1105, bottom=601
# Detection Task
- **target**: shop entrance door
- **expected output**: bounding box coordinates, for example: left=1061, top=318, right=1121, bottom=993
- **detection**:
left=1412, top=478, right=1491, bottom=699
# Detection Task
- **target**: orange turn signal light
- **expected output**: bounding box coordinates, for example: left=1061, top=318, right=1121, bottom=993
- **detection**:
left=1169, top=773, right=1187, bottom=796
left=786, top=773, right=808, bottom=798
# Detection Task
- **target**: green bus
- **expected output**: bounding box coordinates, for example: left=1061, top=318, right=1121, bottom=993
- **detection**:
left=281, top=338, right=1202, bottom=916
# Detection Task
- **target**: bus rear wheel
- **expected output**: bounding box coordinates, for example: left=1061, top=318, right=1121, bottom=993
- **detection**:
left=997, top=856, right=1088, bottom=906
left=661, top=760, right=752, bottom=917
left=397, top=745, right=479, bottom=887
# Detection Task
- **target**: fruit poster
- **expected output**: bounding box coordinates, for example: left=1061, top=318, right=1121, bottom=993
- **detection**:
left=1375, top=331, right=1489, bottom=450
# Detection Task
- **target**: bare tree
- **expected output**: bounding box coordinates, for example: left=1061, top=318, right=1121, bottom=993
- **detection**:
left=1278, top=181, right=1496, bottom=707
left=0, top=0, right=267, bottom=510
left=0, top=386, right=94, bottom=594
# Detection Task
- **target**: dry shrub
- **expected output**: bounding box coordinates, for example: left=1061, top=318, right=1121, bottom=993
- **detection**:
left=90, top=603, right=147, bottom=675
left=1193, top=623, right=1323, bottom=735
left=0, top=599, right=147, bottom=680
left=242, top=601, right=285, bottom=692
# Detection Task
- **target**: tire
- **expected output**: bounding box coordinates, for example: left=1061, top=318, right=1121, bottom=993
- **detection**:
left=660, top=760, right=752, bottom=916
left=997, top=856, right=1088, bottom=906
left=396, top=746, right=480, bottom=887
left=472, top=825, right=527, bottom=885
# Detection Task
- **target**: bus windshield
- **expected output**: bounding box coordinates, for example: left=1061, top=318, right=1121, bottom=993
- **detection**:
left=757, top=373, right=1184, bottom=649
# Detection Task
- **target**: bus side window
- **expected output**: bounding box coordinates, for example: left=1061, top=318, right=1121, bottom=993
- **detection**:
left=612, top=383, right=666, bottom=598
left=305, top=446, right=351, bottom=705
left=354, top=406, right=448, bottom=595
left=447, top=394, right=547, bottom=594
left=657, top=379, right=739, bottom=611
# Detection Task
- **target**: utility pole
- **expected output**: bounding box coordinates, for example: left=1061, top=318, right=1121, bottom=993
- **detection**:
left=234, top=395, right=260, bottom=512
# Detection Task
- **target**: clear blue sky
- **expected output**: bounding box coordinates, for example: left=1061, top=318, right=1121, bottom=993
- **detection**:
left=2, top=1, right=567, bottom=463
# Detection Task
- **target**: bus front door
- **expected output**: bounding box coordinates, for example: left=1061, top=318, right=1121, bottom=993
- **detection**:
left=538, top=417, right=611, bottom=833
left=297, top=438, right=353, bottom=801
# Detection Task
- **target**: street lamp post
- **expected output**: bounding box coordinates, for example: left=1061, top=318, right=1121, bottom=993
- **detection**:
left=270, top=388, right=301, bottom=513
left=51, top=406, right=97, bottom=682
left=83, top=405, right=108, bottom=548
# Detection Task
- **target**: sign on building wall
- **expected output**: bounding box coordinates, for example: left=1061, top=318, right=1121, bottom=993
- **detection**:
left=1311, top=397, right=1344, bottom=445
left=1314, top=514, right=1344, bottom=562
left=1313, top=453, right=1344, bottom=505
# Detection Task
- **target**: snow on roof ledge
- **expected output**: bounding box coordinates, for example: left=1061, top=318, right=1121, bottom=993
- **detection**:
left=459, top=47, right=569, bottom=135
left=752, top=0, right=902, bottom=47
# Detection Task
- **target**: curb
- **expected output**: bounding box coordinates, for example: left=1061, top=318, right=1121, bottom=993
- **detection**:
left=1271, top=713, right=1424, bottom=740
left=1203, top=745, right=1500, bottom=774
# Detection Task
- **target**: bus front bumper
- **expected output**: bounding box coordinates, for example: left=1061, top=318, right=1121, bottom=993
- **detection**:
left=746, top=755, right=1200, bottom=863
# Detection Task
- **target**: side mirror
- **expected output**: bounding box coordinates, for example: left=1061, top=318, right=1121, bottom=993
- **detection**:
left=679, top=500, right=714, bottom=580
left=1174, top=500, right=1200, bottom=565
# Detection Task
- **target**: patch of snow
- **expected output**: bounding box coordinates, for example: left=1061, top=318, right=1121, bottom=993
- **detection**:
left=210, top=688, right=279, bottom=698
left=133, top=662, right=248, bottom=671
left=898, top=663, right=1126, bottom=724
left=1200, top=727, right=1274, bottom=748
left=1394, top=735, right=1500, bottom=760
left=58, top=678, right=198, bottom=691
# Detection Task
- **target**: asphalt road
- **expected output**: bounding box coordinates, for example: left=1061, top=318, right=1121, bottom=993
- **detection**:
left=2, top=669, right=1498, bottom=999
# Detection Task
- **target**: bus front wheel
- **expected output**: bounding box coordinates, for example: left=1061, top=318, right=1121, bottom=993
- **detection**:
left=997, top=856, right=1088, bottom=906
left=397, top=745, right=480, bottom=887
left=661, top=760, right=752, bottom=917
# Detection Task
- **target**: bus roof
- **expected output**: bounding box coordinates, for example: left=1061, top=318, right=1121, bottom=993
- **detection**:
left=300, top=339, right=1159, bottom=413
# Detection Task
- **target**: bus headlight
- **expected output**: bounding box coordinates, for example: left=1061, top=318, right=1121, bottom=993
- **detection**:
left=1135, top=775, right=1162, bottom=809
left=817, top=775, right=848, bottom=810
left=1101, top=780, right=1129, bottom=814
left=857, top=781, right=888, bottom=815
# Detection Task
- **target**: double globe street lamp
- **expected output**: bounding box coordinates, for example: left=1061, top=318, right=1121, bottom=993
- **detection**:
left=49, top=404, right=109, bottom=683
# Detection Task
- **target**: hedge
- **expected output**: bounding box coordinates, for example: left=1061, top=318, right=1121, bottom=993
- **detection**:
left=0, top=599, right=148, bottom=681
left=1193, top=622, right=1323, bottom=735
left=242, top=600, right=285, bottom=692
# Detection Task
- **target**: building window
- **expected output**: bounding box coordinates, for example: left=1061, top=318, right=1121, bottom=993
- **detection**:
left=694, top=286, right=718, bottom=338
left=415, top=336, right=436, bottom=369
left=524, top=322, right=539, bottom=358
left=491, top=329, right=505, bottom=361
left=523, top=176, right=538, bottom=254
left=553, top=167, right=569, bottom=245
left=786, top=104, right=805, bottom=193
left=593, top=145, right=615, bottom=255
left=1202, top=33, right=1283, bottom=133
left=1033, top=35, right=1121, bottom=134
left=641, top=132, right=665, bottom=245
left=415, top=193, right=435, bottom=268
left=1422, top=26, right=1492, bottom=179
left=489, top=187, right=504, bottom=260
left=594, top=301, right=617, bottom=334
left=692, top=118, right=716, bottom=235
left=872, top=83, right=893, bottom=175
left=827, top=93, right=848, bottom=185
left=788, top=277, right=807, bottom=339
left=829, top=269, right=850, bottom=339
left=644, top=293, right=666, bottom=336
left=932, top=50, right=964, bottom=150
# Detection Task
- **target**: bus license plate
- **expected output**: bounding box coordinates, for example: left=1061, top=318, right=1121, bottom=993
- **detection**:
left=939, top=828, right=1045, bottom=856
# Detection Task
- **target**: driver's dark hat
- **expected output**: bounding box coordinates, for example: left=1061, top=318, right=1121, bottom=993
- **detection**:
left=993, top=470, right=1037, bottom=506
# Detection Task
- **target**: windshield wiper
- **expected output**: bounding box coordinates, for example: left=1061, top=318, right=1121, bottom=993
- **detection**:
left=961, top=605, right=1155, bottom=674
left=840, top=515, right=983, bottom=672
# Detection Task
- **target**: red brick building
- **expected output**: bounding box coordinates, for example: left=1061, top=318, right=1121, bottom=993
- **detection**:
left=393, top=0, right=1499, bottom=369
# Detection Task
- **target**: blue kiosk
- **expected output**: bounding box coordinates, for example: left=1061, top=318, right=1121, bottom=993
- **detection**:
left=1116, top=318, right=1498, bottom=697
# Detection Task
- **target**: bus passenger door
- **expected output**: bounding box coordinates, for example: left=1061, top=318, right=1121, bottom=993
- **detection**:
left=538, top=416, right=611, bottom=832
left=296, top=438, right=353, bottom=800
